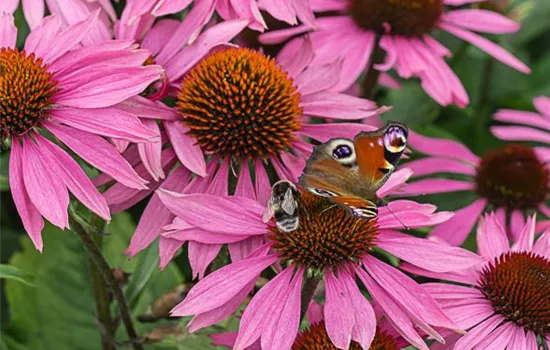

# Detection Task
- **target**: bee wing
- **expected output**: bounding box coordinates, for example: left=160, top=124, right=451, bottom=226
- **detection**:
left=262, top=196, right=276, bottom=223
left=281, top=187, right=297, bottom=215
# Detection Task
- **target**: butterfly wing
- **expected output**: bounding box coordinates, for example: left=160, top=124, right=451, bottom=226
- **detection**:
left=354, top=122, right=408, bottom=192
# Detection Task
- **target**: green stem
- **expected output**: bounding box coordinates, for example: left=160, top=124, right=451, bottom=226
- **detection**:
left=362, top=36, right=385, bottom=100
left=88, top=233, right=116, bottom=350
left=299, top=277, right=321, bottom=322
left=71, top=217, right=144, bottom=350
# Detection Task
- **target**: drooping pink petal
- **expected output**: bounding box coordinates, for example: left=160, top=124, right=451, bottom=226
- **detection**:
left=254, top=159, right=271, bottom=206
left=164, top=121, right=206, bottom=177
left=155, top=0, right=216, bottom=63
left=362, top=255, right=457, bottom=330
left=491, top=125, right=550, bottom=144
left=476, top=213, right=510, bottom=261
left=355, top=268, right=429, bottom=350
left=453, top=314, right=505, bottom=350
left=229, top=236, right=265, bottom=262
left=439, top=22, right=530, bottom=74
left=533, top=230, right=550, bottom=259
left=137, top=120, right=164, bottom=181
left=157, top=191, right=266, bottom=235
left=493, top=109, right=550, bottom=130
left=55, top=65, right=163, bottom=108
left=534, top=96, right=550, bottom=116
left=23, top=15, right=62, bottom=58
left=403, top=157, right=475, bottom=177
left=21, top=137, right=70, bottom=230
left=294, top=60, right=343, bottom=95
left=235, top=160, right=256, bottom=199
left=474, top=321, right=515, bottom=349
left=399, top=178, right=474, bottom=195
left=338, top=268, right=376, bottom=349
left=444, top=0, right=486, bottom=5
left=0, top=0, right=18, bottom=14
left=442, top=301, right=495, bottom=330
left=234, top=267, right=294, bottom=350
left=429, top=198, right=488, bottom=246
left=261, top=269, right=303, bottom=350
left=41, top=10, right=100, bottom=65
left=507, top=324, right=528, bottom=350
left=277, top=36, right=313, bottom=79
left=9, top=140, right=45, bottom=251
left=0, top=11, right=17, bottom=48
left=306, top=301, right=324, bottom=324
left=377, top=231, right=484, bottom=272
left=173, top=254, right=277, bottom=316
left=22, top=0, right=45, bottom=30
left=408, top=130, right=479, bottom=164
left=512, top=214, right=536, bottom=252
left=188, top=241, right=222, bottom=280
left=34, top=134, right=110, bottom=222
left=377, top=168, right=413, bottom=197
left=44, top=122, right=148, bottom=189
left=50, top=106, right=158, bottom=142
left=258, top=0, right=296, bottom=25
left=441, top=9, right=520, bottom=34
left=400, top=262, right=481, bottom=286
left=299, top=123, right=376, bottom=143
left=188, top=278, right=257, bottom=333
left=159, top=237, right=184, bottom=270
left=324, top=269, right=354, bottom=350
left=125, top=167, right=190, bottom=257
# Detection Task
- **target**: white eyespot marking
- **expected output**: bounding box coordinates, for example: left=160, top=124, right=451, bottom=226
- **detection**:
left=325, top=139, right=356, bottom=166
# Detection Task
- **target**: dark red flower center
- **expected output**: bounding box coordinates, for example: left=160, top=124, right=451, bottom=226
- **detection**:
left=475, top=145, right=549, bottom=210
left=348, top=0, right=443, bottom=36
left=292, top=321, right=399, bottom=350
left=177, top=47, right=302, bottom=160
left=0, top=48, right=58, bottom=140
left=270, top=189, right=378, bottom=271
left=479, top=252, right=550, bottom=335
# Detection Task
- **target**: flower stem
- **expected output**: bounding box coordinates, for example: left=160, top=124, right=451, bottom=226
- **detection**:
left=362, top=36, right=385, bottom=100
left=299, top=276, right=321, bottom=322
left=71, top=217, right=144, bottom=350
left=88, top=233, right=116, bottom=350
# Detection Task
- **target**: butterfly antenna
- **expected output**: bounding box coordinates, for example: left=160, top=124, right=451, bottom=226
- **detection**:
left=320, top=204, right=338, bottom=215
left=386, top=205, right=409, bottom=231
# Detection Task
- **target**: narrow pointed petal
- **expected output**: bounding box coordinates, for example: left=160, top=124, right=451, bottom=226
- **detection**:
left=188, top=242, right=222, bottom=279
left=172, top=255, right=277, bottom=316
left=0, top=12, right=17, bottom=48
left=164, top=121, right=206, bottom=177
left=138, top=119, right=164, bottom=181
left=324, top=270, right=354, bottom=350
left=45, top=122, right=148, bottom=189
left=429, top=199, right=487, bottom=246
left=9, top=141, right=44, bottom=251
left=234, top=267, right=294, bottom=350
left=34, top=134, right=110, bottom=221
left=377, top=231, right=484, bottom=272
left=453, top=314, right=505, bottom=350
left=21, top=137, right=70, bottom=229
left=261, top=270, right=303, bottom=350
left=477, top=213, right=510, bottom=260
left=512, top=214, right=536, bottom=251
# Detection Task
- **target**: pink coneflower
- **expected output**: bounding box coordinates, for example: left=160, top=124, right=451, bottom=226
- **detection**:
left=114, top=30, right=385, bottom=260
left=156, top=177, right=484, bottom=350
left=122, top=0, right=315, bottom=33
left=406, top=213, right=550, bottom=349
left=259, top=0, right=530, bottom=106
left=399, top=131, right=550, bottom=246
left=0, top=0, right=115, bottom=31
left=1, top=11, right=163, bottom=251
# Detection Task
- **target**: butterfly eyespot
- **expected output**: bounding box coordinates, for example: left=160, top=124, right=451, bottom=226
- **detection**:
left=384, top=125, right=408, bottom=153
left=332, top=145, right=353, bottom=159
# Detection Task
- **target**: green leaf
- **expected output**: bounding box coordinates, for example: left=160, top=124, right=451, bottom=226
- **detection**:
left=0, top=265, right=35, bottom=287
left=3, top=213, right=184, bottom=350
left=125, top=241, right=161, bottom=309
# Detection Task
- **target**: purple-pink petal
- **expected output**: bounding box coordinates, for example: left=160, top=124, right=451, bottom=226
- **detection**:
left=429, top=198, right=487, bottom=246
left=164, top=121, right=207, bottom=177
left=0, top=12, right=17, bottom=48
left=324, top=269, right=354, bottom=350
left=188, top=241, right=222, bottom=280
left=172, top=254, right=277, bottom=316
left=476, top=213, right=510, bottom=261
left=9, top=140, right=45, bottom=251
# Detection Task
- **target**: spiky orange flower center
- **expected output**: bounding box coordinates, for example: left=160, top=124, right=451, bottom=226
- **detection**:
left=0, top=48, right=58, bottom=140
left=479, top=252, right=550, bottom=335
left=292, top=322, right=399, bottom=350
left=348, top=0, right=443, bottom=36
left=177, top=48, right=302, bottom=160
left=475, top=145, right=549, bottom=210
left=270, top=189, right=378, bottom=270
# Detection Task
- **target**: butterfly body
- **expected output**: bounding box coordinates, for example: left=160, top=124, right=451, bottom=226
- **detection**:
left=262, top=180, right=300, bottom=232
left=299, top=122, right=408, bottom=219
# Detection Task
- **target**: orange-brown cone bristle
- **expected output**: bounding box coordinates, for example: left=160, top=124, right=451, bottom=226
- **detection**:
left=177, top=47, right=302, bottom=160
